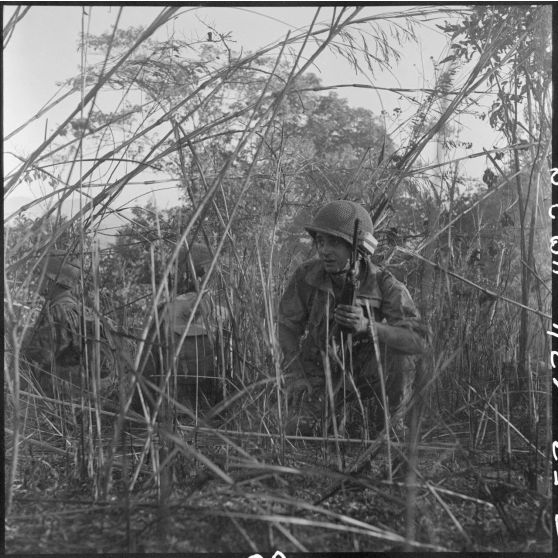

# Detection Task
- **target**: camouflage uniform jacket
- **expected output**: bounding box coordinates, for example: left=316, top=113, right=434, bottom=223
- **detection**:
left=278, top=257, right=428, bottom=383
left=165, top=292, right=228, bottom=338
left=22, top=291, right=120, bottom=394
left=22, top=290, right=82, bottom=376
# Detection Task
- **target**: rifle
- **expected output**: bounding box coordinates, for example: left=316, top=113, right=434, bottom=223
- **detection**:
left=336, top=218, right=360, bottom=334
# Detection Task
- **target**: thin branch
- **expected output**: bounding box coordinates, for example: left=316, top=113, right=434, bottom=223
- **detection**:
left=292, top=83, right=498, bottom=97
left=395, top=246, right=551, bottom=320
left=3, top=5, right=31, bottom=49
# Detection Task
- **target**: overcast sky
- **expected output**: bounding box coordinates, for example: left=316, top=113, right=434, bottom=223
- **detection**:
left=4, top=4, right=499, bottom=229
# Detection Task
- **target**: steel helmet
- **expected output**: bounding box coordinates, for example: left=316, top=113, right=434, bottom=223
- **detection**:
left=305, top=200, right=378, bottom=254
left=180, top=243, right=213, bottom=276
left=43, top=250, right=81, bottom=288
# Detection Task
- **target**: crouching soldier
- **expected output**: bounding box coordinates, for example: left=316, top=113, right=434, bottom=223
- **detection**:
left=137, top=244, right=228, bottom=418
left=278, top=200, right=430, bottom=439
left=21, top=249, right=123, bottom=402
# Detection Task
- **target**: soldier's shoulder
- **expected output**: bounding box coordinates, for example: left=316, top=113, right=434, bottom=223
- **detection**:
left=367, top=261, right=407, bottom=291
left=172, top=293, right=197, bottom=310
left=51, top=291, right=79, bottom=308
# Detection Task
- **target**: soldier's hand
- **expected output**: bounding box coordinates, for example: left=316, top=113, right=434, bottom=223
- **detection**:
left=334, top=304, right=368, bottom=334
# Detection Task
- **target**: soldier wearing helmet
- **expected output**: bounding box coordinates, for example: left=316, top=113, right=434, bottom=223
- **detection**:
left=22, top=250, right=81, bottom=384
left=138, top=243, right=228, bottom=414
left=22, top=250, right=82, bottom=390
left=278, top=200, right=430, bottom=439
left=22, top=249, right=121, bottom=400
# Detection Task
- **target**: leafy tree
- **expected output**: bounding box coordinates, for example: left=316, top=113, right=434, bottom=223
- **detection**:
left=64, top=27, right=394, bottom=273
left=438, top=4, right=551, bottom=390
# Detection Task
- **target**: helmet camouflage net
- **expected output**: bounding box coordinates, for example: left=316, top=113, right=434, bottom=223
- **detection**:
left=179, top=243, right=213, bottom=276
left=43, top=249, right=81, bottom=288
left=305, top=200, right=378, bottom=254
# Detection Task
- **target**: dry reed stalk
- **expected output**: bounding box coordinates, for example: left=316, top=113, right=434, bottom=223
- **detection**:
left=403, top=360, right=424, bottom=550
left=179, top=425, right=458, bottom=454
left=322, top=345, right=343, bottom=472
left=494, top=400, right=501, bottom=467
left=468, top=384, right=545, bottom=459
left=4, top=327, right=21, bottom=516
left=3, top=253, right=21, bottom=494
left=255, top=241, right=286, bottom=456
left=5, top=87, right=77, bottom=143
left=365, top=301, right=392, bottom=481
left=5, top=7, right=180, bottom=196
left=426, top=482, right=472, bottom=546
left=90, top=239, right=106, bottom=497
left=3, top=5, right=31, bottom=49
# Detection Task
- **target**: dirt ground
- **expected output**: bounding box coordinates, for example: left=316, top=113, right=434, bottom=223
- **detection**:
left=4, top=423, right=552, bottom=555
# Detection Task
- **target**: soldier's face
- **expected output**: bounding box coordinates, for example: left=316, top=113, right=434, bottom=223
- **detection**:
left=315, top=233, right=352, bottom=274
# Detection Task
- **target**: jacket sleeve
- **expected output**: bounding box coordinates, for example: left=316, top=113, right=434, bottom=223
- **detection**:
left=21, top=311, right=55, bottom=367
left=378, top=270, right=431, bottom=354
left=277, top=266, right=309, bottom=367
left=23, top=301, right=81, bottom=369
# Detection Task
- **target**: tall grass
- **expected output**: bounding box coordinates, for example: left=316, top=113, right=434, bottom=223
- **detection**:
left=4, top=5, right=551, bottom=552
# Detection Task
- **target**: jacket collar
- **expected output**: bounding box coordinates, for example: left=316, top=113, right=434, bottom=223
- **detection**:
left=304, top=258, right=382, bottom=301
